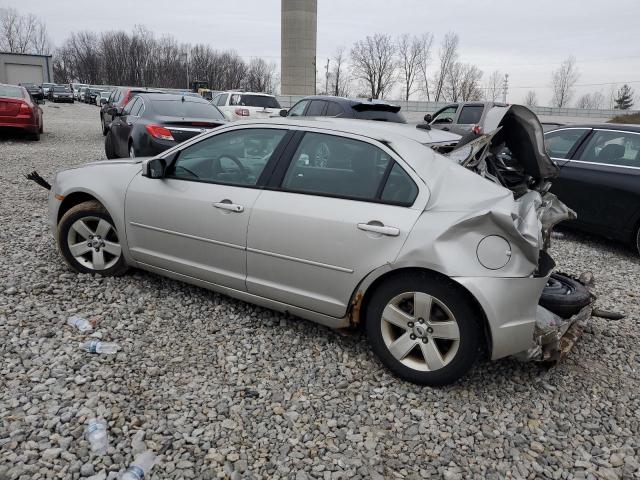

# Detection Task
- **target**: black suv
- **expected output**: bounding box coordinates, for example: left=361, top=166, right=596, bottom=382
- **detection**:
left=281, top=96, right=406, bottom=123
left=19, top=83, right=44, bottom=102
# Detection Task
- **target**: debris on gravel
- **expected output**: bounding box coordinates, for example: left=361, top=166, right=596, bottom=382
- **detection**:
left=1, top=103, right=639, bottom=478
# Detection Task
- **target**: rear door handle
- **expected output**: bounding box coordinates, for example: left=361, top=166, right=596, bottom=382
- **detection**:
left=213, top=201, right=244, bottom=213
left=357, top=223, right=400, bottom=236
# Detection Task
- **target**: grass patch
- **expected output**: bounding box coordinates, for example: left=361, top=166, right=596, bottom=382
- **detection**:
left=608, top=112, right=640, bottom=124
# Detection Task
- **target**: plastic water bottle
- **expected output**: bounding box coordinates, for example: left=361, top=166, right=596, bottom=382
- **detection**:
left=85, top=418, right=109, bottom=455
left=120, top=451, right=156, bottom=480
left=67, top=315, right=93, bottom=332
left=81, top=340, right=119, bottom=354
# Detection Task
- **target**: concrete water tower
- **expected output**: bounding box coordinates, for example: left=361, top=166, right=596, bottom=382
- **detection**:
left=281, top=0, right=317, bottom=95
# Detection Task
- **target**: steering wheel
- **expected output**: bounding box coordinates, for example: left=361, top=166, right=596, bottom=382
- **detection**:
left=215, top=154, right=249, bottom=180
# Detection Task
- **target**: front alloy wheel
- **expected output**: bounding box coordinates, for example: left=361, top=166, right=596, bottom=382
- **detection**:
left=58, top=201, right=127, bottom=276
left=366, top=272, right=482, bottom=386
left=129, top=143, right=136, bottom=158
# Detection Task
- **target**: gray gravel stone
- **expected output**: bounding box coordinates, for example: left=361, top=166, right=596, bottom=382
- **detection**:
left=1, top=103, right=639, bottom=478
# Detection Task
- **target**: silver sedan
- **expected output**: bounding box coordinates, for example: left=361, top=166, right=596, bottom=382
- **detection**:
left=48, top=112, right=587, bottom=385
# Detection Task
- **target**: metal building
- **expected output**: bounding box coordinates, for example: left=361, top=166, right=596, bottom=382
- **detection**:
left=0, top=52, right=53, bottom=85
left=281, top=0, right=317, bottom=95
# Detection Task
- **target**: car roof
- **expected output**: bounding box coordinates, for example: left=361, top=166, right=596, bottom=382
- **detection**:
left=134, top=92, right=210, bottom=103
left=296, top=95, right=400, bottom=107
left=547, top=123, right=640, bottom=133
left=222, top=91, right=276, bottom=97
left=228, top=117, right=460, bottom=145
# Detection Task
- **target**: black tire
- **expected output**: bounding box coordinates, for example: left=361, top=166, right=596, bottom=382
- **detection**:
left=105, top=131, right=118, bottom=159
left=539, top=273, right=591, bottom=318
left=634, top=226, right=640, bottom=256
left=29, top=130, right=40, bottom=141
left=101, top=116, right=108, bottom=135
left=57, top=201, right=128, bottom=276
left=366, top=271, right=483, bottom=386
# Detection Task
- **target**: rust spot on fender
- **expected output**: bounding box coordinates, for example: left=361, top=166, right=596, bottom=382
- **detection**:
left=347, top=292, right=364, bottom=328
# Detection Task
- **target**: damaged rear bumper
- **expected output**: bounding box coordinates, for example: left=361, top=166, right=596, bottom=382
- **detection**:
left=514, top=303, right=592, bottom=363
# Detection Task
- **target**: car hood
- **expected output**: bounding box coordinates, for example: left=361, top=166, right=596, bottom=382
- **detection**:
left=483, top=104, right=559, bottom=182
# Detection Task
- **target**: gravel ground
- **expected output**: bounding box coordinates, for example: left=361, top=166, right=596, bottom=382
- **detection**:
left=1, top=102, right=639, bottom=480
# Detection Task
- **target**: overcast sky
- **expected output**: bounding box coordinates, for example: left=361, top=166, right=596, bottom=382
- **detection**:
left=6, top=0, right=640, bottom=105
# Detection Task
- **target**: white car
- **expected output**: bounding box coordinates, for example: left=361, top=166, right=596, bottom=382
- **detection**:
left=212, top=91, right=281, bottom=122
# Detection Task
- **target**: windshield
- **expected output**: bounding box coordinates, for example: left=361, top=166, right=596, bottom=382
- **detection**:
left=0, top=85, right=24, bottom=98
left=152, top=99, right=225, bottom=119
left=53, top=86, right=71, bottom=92
left=230, top=94, right=280, bottom=109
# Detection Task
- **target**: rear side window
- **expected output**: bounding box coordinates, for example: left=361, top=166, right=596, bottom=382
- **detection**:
left=123, top=97, right=139, bottom=115
left=457, top=105, right=484, bottom=124
left=0, top=85, right=24, bottom=98
left=577, top=130, right=640, bottom=167
left=216, top=93, right=228, bottom=106
left=325, top=102, right=343, bottom=117
left=282, top=132, right=392, bottom=201
left=130, top=99, right=144, bottom=116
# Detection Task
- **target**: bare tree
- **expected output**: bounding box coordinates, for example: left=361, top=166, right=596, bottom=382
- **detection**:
left=350, top=33, right=396, bottom=99
left=0, top=7, right=50, bottom=54
left=484, top=70, right=502, bottom=101
left=243, top=58, right=277, bottom=93
left=459, top=64, right=483, bottom=101
left=551, top=56, right=579, bottom=107
left=432, top=32, right=459, bottom=101
left=524, top=90, right=538, bottom=107
left=416, top=33, right=434, bottom=101
left=575, top=91, right=606, bottom=109
left=329, top=47, right=350, bottom=97
left=397, top=34, right=422, bottom=100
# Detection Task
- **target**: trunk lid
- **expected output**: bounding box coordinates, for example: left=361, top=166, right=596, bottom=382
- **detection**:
left=0, top=98, right=22, bottom=117
left=159, top=117, right=225, bottom=143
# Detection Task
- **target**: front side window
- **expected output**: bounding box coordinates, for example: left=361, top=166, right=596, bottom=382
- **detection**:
left=457, top=105, right=484, bottom=124
left=544, top=129, right=589, bottom=159
left=282, top=132, right=392, bottom=201
left=167, top=128, right=287, bottom=186
left=287, top=100, right=309, bottom=116
left=432, top=106, right=457, bottom=124
left=577, top=130, right=640, bottom=167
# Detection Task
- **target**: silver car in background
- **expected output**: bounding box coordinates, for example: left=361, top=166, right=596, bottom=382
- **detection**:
left=47, top=111, right=589, bottom=385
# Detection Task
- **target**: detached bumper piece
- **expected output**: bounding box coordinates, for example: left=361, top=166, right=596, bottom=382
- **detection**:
left=515, top=274, right=595, bottom=363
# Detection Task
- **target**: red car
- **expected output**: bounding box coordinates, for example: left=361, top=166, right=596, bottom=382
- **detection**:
left=0, top=83, right=43, bottom=141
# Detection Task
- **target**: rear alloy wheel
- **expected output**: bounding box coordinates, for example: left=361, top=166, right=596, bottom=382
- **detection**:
left=58, top=201, right=127, bottom=276
left=105, top=131, right=117, bottom=159
left=366, top=272, right=482, bottom=386
left=635, top=226, right=640, bottom=256
left=129, top=142, right=136, bottom=158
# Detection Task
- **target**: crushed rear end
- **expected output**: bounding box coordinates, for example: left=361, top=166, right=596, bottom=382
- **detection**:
left=440, top=104, right=596, bottom=363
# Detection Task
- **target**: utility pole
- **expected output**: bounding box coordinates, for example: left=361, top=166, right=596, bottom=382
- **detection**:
left=324, top=58, right=330, bottom=95
left=502, top=73, right=509, bottom=103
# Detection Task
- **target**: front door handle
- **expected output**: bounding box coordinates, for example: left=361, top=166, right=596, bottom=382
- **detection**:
left=357, top=223, right=400, bottom=236
left=213, top=201, right=244, bottom=213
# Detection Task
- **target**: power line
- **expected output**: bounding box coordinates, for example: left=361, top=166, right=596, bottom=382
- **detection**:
left=508, top=79, right=640, bottom=90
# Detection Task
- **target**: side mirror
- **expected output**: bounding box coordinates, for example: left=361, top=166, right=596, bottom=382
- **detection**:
left=107, top=106, right=120, bottom=116
left=279, top=109, right=288, bottom=117
left=100, top=98, right=107, bottom=105
left=424, top=113, right=432, bottom=123
left=141, top=158, right=166, bottom=179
